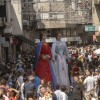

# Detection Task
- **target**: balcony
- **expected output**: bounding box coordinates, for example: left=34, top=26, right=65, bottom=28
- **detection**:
left=94, top=0, right=100, bottom=5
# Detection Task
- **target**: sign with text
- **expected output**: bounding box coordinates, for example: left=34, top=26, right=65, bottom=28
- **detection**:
left=85, top=25, right=95, bottom=32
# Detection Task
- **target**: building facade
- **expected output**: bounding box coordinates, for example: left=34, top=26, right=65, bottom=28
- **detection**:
left=0, top=0, right=8, bottom=62
left=92, top=0, right=100, bottom=42
left=0, top=0, right=35, bottom=63
left=32, top=0, right=92, bottom=44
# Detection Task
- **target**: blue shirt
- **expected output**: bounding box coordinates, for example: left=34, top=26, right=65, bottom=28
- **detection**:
left=25, top=82, right=36, bottom=97
left=33, top=76, right=40, bottom=91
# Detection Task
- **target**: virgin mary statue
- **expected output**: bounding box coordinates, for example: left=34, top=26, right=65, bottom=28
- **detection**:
left=52, top=33, right=70, bottom=87
left=34, top=33, right=57, bottom=90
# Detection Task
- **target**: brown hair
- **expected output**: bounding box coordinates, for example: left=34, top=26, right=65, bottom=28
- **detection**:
left=56, top=32, right=62, bottom=39
left=61, top=85, right=67, bottom=92
left=0, top=79, right=6, bottom=85
left=39, top=33, right=47, bottom=41
left=39, top=84, right=46, bottom=89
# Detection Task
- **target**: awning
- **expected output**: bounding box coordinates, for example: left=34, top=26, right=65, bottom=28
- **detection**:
left=17, top=36, right=35, bottom=46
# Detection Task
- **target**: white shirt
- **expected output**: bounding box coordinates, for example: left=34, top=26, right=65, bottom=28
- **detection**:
left=91, top=97, right=97, bottom=100
left=59, top=92, right=68, bottom=100
left=39, top=97, right=45, bottom=100
left=94, top=75, right=99, bottom=85
left=88, top=54, right=92, bottom=62
left=54, top=90, right=62, bottom=100
left=93, top=75, right=99, bottom=96
left=3, top=95, right=9, bottom=100
left=20, top=83, right=25, bottom=99
left=84, top=76, right=94, bottom=92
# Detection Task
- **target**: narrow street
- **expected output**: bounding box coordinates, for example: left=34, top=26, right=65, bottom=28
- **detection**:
left=0, top=0, right=100, bottom=100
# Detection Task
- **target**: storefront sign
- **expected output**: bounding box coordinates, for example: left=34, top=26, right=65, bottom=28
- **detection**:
left=61, top=37, right=81, bottom=42
left=85, top=25, right=95, bottom=32
left=35, top=37, right=81, bottom=43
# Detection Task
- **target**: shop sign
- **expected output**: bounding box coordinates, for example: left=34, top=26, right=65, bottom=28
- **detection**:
left=85, top=25, right=95, bottom=32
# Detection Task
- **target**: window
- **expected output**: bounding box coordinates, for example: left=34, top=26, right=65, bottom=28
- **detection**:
left=36, top=13, right=49, bottom=20
left=0, top=5, right=6, bottom=17
left=28, top=0, right=33, bottom=2
left=50, top=14, right=56, bottom=19
left=66, top=28, right=71, bottom=36
left=41, top=13, right=49, bottom=19
left=62, top=29, right=66, bottom=36
left=0, top=18, right=3, bottom=26
left=71, top=28, right=74, bottom=36
left=42, top=13, right=49, bottom=19
left=56, top=0, right=64, bottom=1
left=40, top=0, right=48, bottom=2
left=0, top=0, right=5, bottom=5
left=57, top=14, right=64, bottom=19
left=70, top=28, right=76, bottom=36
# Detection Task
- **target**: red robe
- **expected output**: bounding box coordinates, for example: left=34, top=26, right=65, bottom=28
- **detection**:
left=35, top=42, right=52, bottom=83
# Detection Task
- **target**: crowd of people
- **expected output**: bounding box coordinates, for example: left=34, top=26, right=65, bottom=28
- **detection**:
left=0, top=33, right=100, bottom=100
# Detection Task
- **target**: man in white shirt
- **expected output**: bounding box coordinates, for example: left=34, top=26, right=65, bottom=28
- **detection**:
left=88, top=53, right=92, bottom=62
left=54, top=85, right=62, bottom=100
left=59, top=85, right=68, bottom=100
left=88, top=53, right=94, bottom=70
left=83, top=70, right=94, bottom=100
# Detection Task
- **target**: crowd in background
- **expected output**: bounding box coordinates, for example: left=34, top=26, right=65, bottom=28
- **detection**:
left=0, top=44, right=100, bottom=100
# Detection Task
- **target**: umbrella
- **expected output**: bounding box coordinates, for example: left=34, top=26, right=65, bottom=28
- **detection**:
left=94, top=48, right=100, bottom=55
